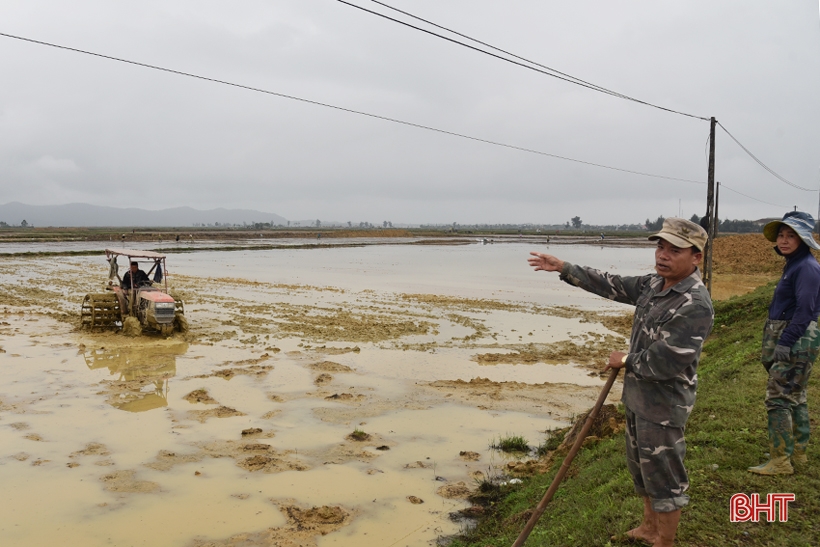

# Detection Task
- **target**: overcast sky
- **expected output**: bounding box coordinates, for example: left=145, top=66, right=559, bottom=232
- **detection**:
left=1, top=1, right=819, bottom=225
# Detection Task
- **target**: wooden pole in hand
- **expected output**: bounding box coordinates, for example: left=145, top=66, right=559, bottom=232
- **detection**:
left=510, top=367, right=621, bottom=547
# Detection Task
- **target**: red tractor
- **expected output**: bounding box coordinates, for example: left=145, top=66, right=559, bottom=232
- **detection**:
left=81, top=248, right=187, bottom=335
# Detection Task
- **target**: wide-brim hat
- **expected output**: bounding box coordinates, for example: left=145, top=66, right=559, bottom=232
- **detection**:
left=763, top=211, right=820, bottom=251
left=648, top=217, right=708, bottom=251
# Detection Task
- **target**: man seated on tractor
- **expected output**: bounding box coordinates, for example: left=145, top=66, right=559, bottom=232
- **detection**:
left=121, top=261, right=151, bottom=289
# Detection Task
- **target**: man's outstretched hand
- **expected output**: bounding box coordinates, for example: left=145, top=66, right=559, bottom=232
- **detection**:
left=528, top=252, right=565, bottom=273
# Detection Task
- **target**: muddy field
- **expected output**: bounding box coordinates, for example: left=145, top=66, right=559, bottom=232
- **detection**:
left=0, top=235, right=791, bottom=546
left=0, top=243, right=642, bottom=547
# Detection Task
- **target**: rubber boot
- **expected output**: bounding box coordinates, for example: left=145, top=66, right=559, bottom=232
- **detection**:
left=652, top=509, right=681, bottom=547
left=792, top=403, right=810, bottom=465
left=748, top=409, right=794, bottom=475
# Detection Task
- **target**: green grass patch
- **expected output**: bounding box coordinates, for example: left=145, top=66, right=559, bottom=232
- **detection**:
left=491, top=434, right=530, bottom=453
left=536, top=428, right=568, bottom=456
left=349, top=428, right=370, bottom=441
left=448, top=283, right=820, bottom=546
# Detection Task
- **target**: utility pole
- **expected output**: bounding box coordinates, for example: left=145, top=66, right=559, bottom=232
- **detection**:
left=704, top=117, right=717, bottom=295
left=714, top=182, right=720, bottom=240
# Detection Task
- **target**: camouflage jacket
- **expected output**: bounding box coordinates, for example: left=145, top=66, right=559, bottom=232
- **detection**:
left=560, top=263, right=714, bottom=427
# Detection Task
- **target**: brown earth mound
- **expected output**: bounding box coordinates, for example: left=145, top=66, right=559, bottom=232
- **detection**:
left=308, top=361, right=353, bottom=372
left=183, top=389, right=218, bottom=404
left=188, top=406, right=246, bottom=423
left=437, top=482, right=472, bottom=499
left=558, top=403, right=624, bottom=450
left=713, top=233, right=785, bottom=275
left=100, top=469, right=160, bottom=493
left=472, top=336, right=626, bottom=367
left=189, top=502, right=351, bottom=546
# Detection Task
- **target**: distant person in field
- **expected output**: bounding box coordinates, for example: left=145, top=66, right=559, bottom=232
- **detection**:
left=528, top=218, right=713, bottom=547
left=121, top=261, right=150, bottom=289
left=748, top=211, right=820, bottom=476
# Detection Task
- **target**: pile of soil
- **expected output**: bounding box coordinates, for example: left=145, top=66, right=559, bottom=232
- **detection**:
left=713, top=234, right=784, bottom=275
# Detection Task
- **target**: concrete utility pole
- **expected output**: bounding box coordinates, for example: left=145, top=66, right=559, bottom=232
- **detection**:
left=703, top=117, right=717, bottom=295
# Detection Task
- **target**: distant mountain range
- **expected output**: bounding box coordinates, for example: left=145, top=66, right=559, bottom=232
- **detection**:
left=0, top=202, right=288, bottom=228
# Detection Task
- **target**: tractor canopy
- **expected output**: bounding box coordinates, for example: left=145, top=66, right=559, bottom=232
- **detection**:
left=105, top=248, right=167, bottom=260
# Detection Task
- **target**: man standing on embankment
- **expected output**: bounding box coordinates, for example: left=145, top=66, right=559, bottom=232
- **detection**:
left=528, top=218, right=714, bottom=547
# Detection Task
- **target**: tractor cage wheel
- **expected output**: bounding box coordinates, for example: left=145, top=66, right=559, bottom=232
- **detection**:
left=81, top=293, right=120, bottom=330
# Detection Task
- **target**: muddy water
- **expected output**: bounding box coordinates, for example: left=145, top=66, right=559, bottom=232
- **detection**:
left=0, top=242, right=649, bottom=546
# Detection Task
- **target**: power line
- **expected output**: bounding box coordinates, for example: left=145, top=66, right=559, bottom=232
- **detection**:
left=720, top=183, right=791, bottom=209
left=357, top=2, right=819, bottom=214
left=360, top=2, right=820, bottom=201
left=334, top=0, right=709, bottom=121
left=370, top=0, right=619, bottom=95
left=717, top=121, right=817, bottom=192
left=0, top=30, right=706, bottom=186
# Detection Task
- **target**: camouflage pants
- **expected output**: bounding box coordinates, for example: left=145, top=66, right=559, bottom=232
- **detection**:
left=624, top=407, right=689, bottom=513
left=761, top=320, right=820, bottom=411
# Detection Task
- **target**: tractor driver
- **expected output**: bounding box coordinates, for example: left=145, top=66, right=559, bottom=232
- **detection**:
left=121, top=261, right=151, bottom=289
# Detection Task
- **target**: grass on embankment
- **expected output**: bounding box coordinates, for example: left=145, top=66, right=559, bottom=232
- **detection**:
left=449, top=283, right=820, bottom=547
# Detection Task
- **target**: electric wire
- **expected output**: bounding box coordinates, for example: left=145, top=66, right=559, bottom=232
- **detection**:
left=337, top=0, right=709, bottom=121
left=362, top=1, right=820, bottom=204
left=0, top=30, right=706, bottom=185
left=370, top=0, right=621, bottom=95
left=720, top=183, right=792, bottom=209
left=717, top=121, right=816, bottom=192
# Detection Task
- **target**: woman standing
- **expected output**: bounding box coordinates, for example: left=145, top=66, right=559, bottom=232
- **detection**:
left=749, top=211, right=820, bottom=475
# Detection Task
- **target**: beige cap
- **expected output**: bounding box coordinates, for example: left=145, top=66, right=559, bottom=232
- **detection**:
left=648, top=218, right=708, bottom=251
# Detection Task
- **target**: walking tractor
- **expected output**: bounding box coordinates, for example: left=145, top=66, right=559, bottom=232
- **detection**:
left=81, top=248, right=187, bottom=335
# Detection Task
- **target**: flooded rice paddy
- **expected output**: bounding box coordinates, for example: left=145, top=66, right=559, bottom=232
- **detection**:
left=0, top=241, right=650, bottom=546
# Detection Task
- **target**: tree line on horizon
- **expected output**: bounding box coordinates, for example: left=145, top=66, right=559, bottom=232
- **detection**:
left=646, top=214, right=769, bottom=234
left=0, top=216, right=789, bottom=234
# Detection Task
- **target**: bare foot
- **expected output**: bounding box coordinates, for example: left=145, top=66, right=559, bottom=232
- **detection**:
left=623, top=524, right=658, bottom=545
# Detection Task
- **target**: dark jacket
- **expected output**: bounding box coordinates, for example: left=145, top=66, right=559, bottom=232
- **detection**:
left=769, top=244, right=820, bottom=347
left=121, top=269, right=150, bottom=289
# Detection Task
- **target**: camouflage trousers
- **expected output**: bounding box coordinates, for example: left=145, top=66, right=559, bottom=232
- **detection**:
left=761, top=320, right=820, bottom=411
left=624, top=407, right=689, bottom=513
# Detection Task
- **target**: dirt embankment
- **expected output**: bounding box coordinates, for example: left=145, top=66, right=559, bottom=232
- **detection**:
left=708, top=233, right=819, bottom=300
left=713, top=233, right=784, bottom=275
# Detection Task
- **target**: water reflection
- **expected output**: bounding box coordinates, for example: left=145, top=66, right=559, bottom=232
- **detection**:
left=83, top=342, right=188, bottom=412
